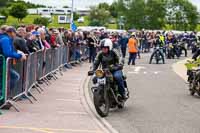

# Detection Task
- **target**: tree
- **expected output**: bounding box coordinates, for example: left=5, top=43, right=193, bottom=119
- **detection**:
left=0, top=8, right=9, bottom=18
left=33, top=17, right=49, bottom=26
left=89, top=19, right=101, bottom=26
left=0, top=0, right=14, bottom=8
left=89, top=6, right=110, bottom=26
left=166, top=0, right=199, bottom=30
left=9, top=3, right=28, bottom=22
left=98, top=2, right=110, bottom=10
left=73, top=12, right=80, bottom=21
left=6, top=0, right=45, bottom=8
left=182, top=0, right=199, bottom=30
left=125, top=0, right=146, bottom=29
left=145, top=0, right=167, bottom=29
left=109, top=3, right=117, bottom=18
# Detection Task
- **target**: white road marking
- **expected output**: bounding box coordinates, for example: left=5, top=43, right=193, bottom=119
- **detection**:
left=57, top=111, right=88, bottom=115
left=154, top=71, right=161, bottom=74
left=127, top=71, right=161, bottom=75
left=56, top=99, right=80, bottom=102
left=131, top=66, right=146, bottom=71
left=127, top=71, right=139, bottom=74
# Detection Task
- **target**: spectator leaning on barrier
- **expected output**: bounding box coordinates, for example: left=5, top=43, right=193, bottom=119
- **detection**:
left=13, top=27, right=30, bottom=54
left=0, top=26, right=26, bottom=91
left=37, top=28, right=51, bottom=49
left=50, top=29, right=60, bottom=48
left=0, top=25, right=8, bottom=36
left=74, top=32, right=82, bottom=62
left=0, top=26, right=26, bottom=60
left=62, top=30, right=69, bottom=46
left=26, top=31, right=40, bottom=53
left=45, top=28, right=52, bottom=44
left=33, top=31, right=45, bottom=50
left=56, top=29, right=64, bottom=46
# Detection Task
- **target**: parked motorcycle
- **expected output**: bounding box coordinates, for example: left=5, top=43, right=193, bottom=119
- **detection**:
left=88, top=67, right=129, bottom=117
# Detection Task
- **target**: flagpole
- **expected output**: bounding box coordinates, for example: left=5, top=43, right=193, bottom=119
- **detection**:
left=70, top=0, right=74, bottom=30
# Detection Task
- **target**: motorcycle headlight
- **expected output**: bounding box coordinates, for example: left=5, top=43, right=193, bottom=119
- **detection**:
left=95, top=70, right=104, bottom=78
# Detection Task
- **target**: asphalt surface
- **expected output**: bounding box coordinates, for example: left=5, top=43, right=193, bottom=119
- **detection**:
left=0, top=63, right=104, bottom=133
left=104, top=52, right=200, bottom=133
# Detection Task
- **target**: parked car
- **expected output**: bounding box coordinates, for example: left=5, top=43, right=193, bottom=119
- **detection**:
left=77, top=17, right=84, bottom=23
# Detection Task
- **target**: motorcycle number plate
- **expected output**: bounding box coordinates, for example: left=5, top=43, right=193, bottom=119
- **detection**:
left=97, top=78, right=106, bottom=85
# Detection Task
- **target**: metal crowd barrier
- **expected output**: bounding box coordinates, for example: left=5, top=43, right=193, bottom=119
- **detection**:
left=0, top=44, right=88, bottom=111
left=0, top=55, right=6, bottom=106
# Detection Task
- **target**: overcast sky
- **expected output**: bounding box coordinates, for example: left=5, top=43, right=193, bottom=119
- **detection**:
left=24, top=0, right=200, bottom=10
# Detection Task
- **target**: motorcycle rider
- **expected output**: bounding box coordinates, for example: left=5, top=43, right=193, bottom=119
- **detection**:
left=178, top=35, right=188, bottom=57
left=89, top=38, right=128, bottom=99
left=149, top=33, right=165, bottom=64
left=190, top=32, right=198, bottom=53
left=165, top=32, right=180, bottom=59
left=192, top=47, right=200, bottom=61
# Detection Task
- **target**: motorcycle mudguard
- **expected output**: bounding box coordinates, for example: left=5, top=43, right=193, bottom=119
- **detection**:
left=91, top=86, right=104, bottom=93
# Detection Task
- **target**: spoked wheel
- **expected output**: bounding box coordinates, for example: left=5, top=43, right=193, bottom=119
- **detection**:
left=190, top=89, right=195, bottom=96
left=149, top=57, right=153, bottom=64
left=156, top=59, right=159, bottom=64
left=118, top=101, right=125, bottom=109
left=197, top=91, right=200, bottom=96
left=93, top=87, right=110, bottom=117
left=189, top=82, right=195, bottom=96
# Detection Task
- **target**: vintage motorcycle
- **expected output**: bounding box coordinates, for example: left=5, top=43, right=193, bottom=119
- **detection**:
left=187, top=67, right=200, bottom=96
left=88, top=66, right=129, bottom=117
left=149, top=46, right=165, bottom=64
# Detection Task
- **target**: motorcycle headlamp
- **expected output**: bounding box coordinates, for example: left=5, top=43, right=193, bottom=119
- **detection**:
left=95, top=70, right=104, bottom=78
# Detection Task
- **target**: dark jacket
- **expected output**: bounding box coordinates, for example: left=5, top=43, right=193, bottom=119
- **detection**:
left=93, top=50, right=119, bottom=71
left=26, top=39, right=40, bottom=53
left=192, top=48, right=200, bottom=61
left=13, top=36, right=30, bottom=54
left=119, top=36, right=128, bottom=48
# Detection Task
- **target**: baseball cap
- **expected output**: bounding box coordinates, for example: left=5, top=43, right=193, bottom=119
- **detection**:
left=32, top=31, right=40, bottom=36
left=53, top=30, right=59, bottom=34
left=6, top=26, right=16, bottom=33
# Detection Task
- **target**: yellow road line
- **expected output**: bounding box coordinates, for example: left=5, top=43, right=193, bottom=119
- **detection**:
left=0, top=126, right=103, bottom=133
left=0, top=126, right=54, bottom=133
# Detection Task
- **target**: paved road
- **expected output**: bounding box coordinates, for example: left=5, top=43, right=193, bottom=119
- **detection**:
left=105, top=52, right=200, bottom=133
left=0, top=63, right=104, bottom=133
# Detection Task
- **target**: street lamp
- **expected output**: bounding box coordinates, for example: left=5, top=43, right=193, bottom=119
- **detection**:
left=70, top=0, right=74, bottom=29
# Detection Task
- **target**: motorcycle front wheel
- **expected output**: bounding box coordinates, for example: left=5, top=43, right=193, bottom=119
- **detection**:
left=93, top=87, right=110, bottom=117
left=189, top=82, right=195, bottom=96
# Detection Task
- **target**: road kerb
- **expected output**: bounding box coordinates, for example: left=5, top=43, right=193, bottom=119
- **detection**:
left=82, top=76, right=119, bottom=133
left=172, top=58, right=188, bottom=82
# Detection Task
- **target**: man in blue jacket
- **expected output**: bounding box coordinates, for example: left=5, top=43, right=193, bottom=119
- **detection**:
left=0, top=26, right=26, bottom=100
left=0, top=27, right=26, bottom=59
